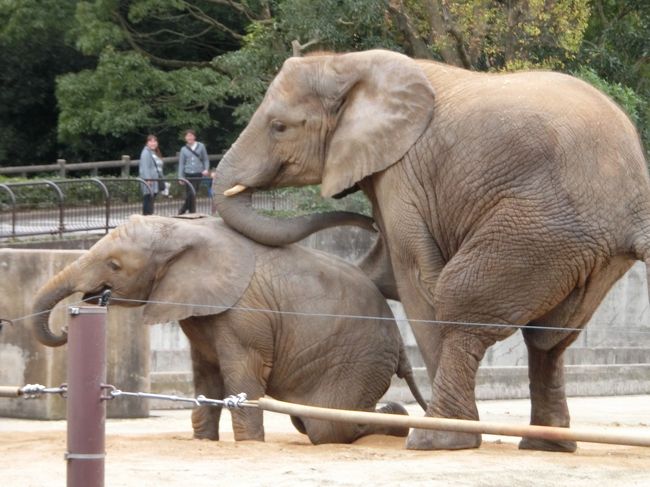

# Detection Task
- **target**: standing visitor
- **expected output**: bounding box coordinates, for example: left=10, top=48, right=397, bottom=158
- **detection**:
left=178, top=129, right=209, bottom=214
left=139, top=134, right=164, bottom=215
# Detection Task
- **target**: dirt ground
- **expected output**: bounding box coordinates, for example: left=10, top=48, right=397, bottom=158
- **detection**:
left=1, top=395, right=649, bottom=487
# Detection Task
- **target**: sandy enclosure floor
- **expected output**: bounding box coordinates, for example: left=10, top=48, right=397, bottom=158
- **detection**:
left=1, top=395, right=649, bottom=487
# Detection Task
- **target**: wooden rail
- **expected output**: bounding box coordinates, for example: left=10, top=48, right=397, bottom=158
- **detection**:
left=0, top=154, right=222, bottom=178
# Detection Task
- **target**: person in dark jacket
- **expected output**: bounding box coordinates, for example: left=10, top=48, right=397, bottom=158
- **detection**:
left=178, top=129, right=209, bottom=214
left=139, top=135, right=164, bottom=215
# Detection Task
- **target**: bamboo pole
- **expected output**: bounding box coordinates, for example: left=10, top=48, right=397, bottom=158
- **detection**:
left=256, top=397, right=650, bottom=448
left=0, top=386, right=22, bottom=398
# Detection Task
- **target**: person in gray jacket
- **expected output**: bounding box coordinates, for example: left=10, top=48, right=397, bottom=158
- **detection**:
left=139, top=134, right=164, bottom=215
left=178, top=129, right=209, bottom=214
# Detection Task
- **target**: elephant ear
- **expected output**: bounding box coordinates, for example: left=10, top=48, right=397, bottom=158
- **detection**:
left=142, top=219, right=255, bottom=325
left=320, top=50, right=435, bottom=198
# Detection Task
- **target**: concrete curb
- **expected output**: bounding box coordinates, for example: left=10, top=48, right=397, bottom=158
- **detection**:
left=150, top=364, right=650, bottom=409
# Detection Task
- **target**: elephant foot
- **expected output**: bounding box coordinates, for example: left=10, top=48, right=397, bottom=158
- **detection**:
left=519, top=437, right=577, bottom=453
left=191, top=407, right=219, bottom=440
left=234, top=433, right=265, bottom=442
left=376, top=402, right=410, bottom=437
left=193, top=431, right=219, bottom=441
left=406, top=427, right=481, bottom=450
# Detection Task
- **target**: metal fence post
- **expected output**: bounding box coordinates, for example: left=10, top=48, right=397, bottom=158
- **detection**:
left=57, top=159, right=67, bottom=178
left=121, top=155, right=131, bottom=178
left=66, top=304, right=107, bottom=487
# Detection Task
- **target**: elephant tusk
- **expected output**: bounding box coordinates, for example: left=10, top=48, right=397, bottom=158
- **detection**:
left=224, top=184, right=248, bottom=197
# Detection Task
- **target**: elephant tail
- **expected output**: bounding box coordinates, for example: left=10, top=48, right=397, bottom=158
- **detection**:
left=396, top=342, right=428, bottom=412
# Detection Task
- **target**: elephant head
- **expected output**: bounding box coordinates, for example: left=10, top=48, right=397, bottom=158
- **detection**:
left=213, top=49, right=435, bottom=245
left=31, top=215, right=256, bottom=347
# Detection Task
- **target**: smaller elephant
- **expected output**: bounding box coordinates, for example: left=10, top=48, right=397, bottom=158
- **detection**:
left=33, top=214, right=426, bottom=444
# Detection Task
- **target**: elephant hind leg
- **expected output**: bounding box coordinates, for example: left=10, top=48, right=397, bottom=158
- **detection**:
left=302, top=403, right=410, bottom=444
left=290, top=415, right=307, bottom=435
left=519, top=344, right=577, bottom=452
left=302, top=418, right=364, bottom=445
left=520, top=256, right=632, bottom=452
left=367, top=401, right=410, bottom=438
left=406, top=329, right=492, bottom=451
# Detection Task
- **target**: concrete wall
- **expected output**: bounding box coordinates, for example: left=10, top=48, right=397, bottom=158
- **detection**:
left=2, top=227, right=650, bottom=418
left=0, top=249, right=149, bottom=419
left=148, top=229, right=650, bottom=404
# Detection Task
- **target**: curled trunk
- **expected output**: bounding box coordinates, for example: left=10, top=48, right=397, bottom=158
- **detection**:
left=32, top=266, right=77, bottom=347
left=213, top=175, right=375, bottom=247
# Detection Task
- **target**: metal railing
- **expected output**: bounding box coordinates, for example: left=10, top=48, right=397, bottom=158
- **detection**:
left=0, top=177, right=307, bottom=241
left=0, top=177, right=211, bottom=240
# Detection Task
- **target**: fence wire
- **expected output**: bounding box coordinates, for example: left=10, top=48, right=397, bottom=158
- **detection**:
left=3, top=294, right=650, bottom=337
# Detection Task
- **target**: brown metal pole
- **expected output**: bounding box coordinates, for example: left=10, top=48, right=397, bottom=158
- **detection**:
left=66, top=305, right=107, bottom=487
left=256, top=397, right=650, bottom=448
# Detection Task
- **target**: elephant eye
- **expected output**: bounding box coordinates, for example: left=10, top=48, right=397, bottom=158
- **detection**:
left=271, top=120, right=287, bottom=133
left=108, top=260, right=121, bottom=271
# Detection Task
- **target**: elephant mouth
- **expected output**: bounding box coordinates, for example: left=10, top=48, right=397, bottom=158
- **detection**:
left=82, top=287, right=111, bottom=305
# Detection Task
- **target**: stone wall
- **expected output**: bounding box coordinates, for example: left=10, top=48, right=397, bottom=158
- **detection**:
left=148, top=229, right=650, bottom=404
left=0, top=249, right=149, bottom=419
left=2, top=228, right=649, bottom=418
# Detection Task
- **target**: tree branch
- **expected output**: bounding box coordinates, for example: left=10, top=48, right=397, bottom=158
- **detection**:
left=291, top=38, right=320, bottom=56
left=202, top=0, right=260, bottom=22
left=387, top=1, right=433, bottom=59
left=183, top=2, right=244, bottom=41
left=113, top=10, right=212, bottom=69
left=425, top=0, right=465, bottom=67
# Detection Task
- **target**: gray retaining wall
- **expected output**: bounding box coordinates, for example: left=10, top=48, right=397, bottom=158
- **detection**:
left=148, top=228, right=650, bottom=406
left=1, top=227, right=649, bottom=418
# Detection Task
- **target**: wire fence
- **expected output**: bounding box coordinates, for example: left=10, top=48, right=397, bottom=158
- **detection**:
left=3, top=293, right=650, bottom=337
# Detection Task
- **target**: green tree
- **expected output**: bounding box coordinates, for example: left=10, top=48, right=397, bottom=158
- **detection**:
left=216, top=0, right=398, bottom=124
left=576, top=0, right=649, bottom=154
left=57, top=0, right=270, bottom=157
left=16, top=0, right=644, bottom=165
left=389, top=0, right=591, bottom=70
left=0, top=0, right=92, bottom=165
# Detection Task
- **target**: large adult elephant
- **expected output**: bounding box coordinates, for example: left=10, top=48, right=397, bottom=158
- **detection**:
left=32, top=214, right=426, bottom=444
left=212, top=49, right=650, bottom=452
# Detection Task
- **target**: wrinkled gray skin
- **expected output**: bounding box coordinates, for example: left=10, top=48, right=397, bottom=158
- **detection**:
left=32, top=215, right=426, bottom=445
left=213, top=49, right=650, bottom=451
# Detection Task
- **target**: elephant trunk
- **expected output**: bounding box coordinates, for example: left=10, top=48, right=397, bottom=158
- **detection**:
left=32, top=264, right=78, bottom=347
left=213, top=166, right=375, bottom=246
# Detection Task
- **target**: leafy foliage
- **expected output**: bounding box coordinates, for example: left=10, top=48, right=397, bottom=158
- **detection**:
left=393, top=0, right=591, bottom=70
left=0, top=0, right=92, bottom=165
left=573, top=67, right=645, bottom=127
left=576, top=0, right=649, bottom=155
left=57, top=48, right=230, bottom=155
left=216, top=0, right=399, bottom=124
left=0, top=0, right=647, bottom=167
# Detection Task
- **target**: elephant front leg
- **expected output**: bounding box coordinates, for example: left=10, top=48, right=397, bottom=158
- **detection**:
left=189, top=347, right=224, bottom=441
left=220, top=355, right=267, bottom=442
left=229, top=406, right=265, bottom=442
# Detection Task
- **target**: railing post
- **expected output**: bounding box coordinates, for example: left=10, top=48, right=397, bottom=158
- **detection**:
left=66, top=304, right=107, bottom=487
left=57, top=159, right=67, bottom=178
left=121, top=155, right=131, bottom=178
